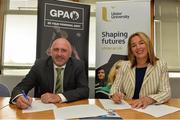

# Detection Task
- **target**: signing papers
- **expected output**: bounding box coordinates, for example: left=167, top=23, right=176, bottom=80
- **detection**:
left=133, top=104, right=180, bottom=117
left=99, top=99, right=180, bottom=117
left=99, top=99, right=131, bottom=109
left=53, top=104, right=108, bottom=119
left=22, top=100, right=57, bottom=113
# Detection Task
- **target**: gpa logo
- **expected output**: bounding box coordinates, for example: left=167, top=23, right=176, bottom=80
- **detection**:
left=44, top=3, right=83, bottom=30
left=70, top=11, right=79, bottom=20
left=50, top=9, right=79, bottom=21
left=45, top=3, right=83, bottom=23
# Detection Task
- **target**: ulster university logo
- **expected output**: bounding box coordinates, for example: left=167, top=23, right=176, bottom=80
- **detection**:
left=102, top=6, right=130, bottom=22
left=102, top=7, right=110, bottom=22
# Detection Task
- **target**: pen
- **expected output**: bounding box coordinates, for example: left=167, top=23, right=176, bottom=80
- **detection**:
left=21, top=90, right=29, bottom=100
left=21, top=90, right=32, bottom=107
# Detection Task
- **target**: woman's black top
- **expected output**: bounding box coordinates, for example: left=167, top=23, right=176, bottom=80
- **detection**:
left=133, top=67, right=147, bottom=99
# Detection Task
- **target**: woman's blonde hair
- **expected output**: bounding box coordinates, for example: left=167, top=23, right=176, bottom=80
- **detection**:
left=107, top=60, right=122, bottom=85
left=128, top=32, right=158, bottom=68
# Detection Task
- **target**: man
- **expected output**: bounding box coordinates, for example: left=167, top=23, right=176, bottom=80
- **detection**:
left=10, top=37, right=89, bottom=109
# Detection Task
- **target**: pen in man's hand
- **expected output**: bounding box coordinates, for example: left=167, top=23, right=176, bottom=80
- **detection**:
left=22, top=90, right=29, bottom=100
left=21, top=90, right=32, bottom=107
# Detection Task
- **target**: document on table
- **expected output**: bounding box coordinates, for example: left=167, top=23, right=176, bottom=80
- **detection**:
left=22, top=100, right=57, bottom=113
left=53, top=104, right=108, bottom=119
left=99, top=99, right=131, bottom=110
left=133, top=104, right=180, bottom=117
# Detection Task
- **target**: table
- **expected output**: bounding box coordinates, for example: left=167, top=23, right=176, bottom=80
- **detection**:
left=0, top=97, right=180, bottom=119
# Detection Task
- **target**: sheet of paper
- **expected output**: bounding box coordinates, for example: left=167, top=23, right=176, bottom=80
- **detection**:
left=53, top=104, right=108, bottom=119
left=99, top=99, right=131, bottom=110
left=22, top=100, right=57, bottom=113
left=133, top=104, right=180, bottom=117
left=80, top=109, right=122, bottom=119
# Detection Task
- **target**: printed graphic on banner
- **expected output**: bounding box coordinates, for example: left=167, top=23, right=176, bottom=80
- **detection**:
left=44, top=3, right=84, bottom=30
left=37, top=0, right=90, bottom=75
left=95, top=1, right=151, bottom=98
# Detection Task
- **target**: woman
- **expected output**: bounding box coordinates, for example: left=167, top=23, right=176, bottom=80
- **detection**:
left=110, top=32, right=171, bottom=108
left=95, top=67, right=108, bottom=98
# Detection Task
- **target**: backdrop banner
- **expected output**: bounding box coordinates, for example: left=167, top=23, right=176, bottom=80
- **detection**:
left=37, top=0, right=90, bottom=75
left=95, top=0, right=151, bottom=98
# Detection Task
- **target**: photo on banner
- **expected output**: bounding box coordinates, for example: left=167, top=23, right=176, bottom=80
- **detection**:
left=95, top=0, right=151, bottom=98
left=37, top=0, right=90, bottom=76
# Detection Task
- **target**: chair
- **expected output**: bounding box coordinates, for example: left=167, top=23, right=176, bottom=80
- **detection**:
left=0, top=84, right=10, bottom=97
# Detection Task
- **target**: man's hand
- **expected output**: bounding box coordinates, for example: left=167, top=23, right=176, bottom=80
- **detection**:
left=130, top=97, right=155, bottom=109
left=16, top=95, right=32, bottom=109
left=41, top=92, right=62, bottom=103
left=111, top=92, right=125, bottom=104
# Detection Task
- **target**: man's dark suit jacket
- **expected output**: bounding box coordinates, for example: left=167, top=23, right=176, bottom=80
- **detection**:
left=10, top=57, right=89, bottom=103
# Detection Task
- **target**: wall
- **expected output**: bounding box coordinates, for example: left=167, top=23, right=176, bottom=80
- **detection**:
left=0, top=75, right=34, bottom=97
left=0, top=74, right=180, bottom=98
left=169, top=78, right=180, bottom=98
left=155, top=0, right=180, bottom=71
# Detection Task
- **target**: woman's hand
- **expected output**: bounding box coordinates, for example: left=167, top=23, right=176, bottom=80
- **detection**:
left=130, top=97, right=155, bottom=109
left=111, top=92, right=125, bottom=104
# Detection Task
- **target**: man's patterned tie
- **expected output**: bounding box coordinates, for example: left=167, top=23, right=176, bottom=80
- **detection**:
left=55, top=68, right=62, bottom=93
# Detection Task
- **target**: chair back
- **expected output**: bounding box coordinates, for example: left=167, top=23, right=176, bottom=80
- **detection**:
left=0, top=84, right=10, bottom=97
